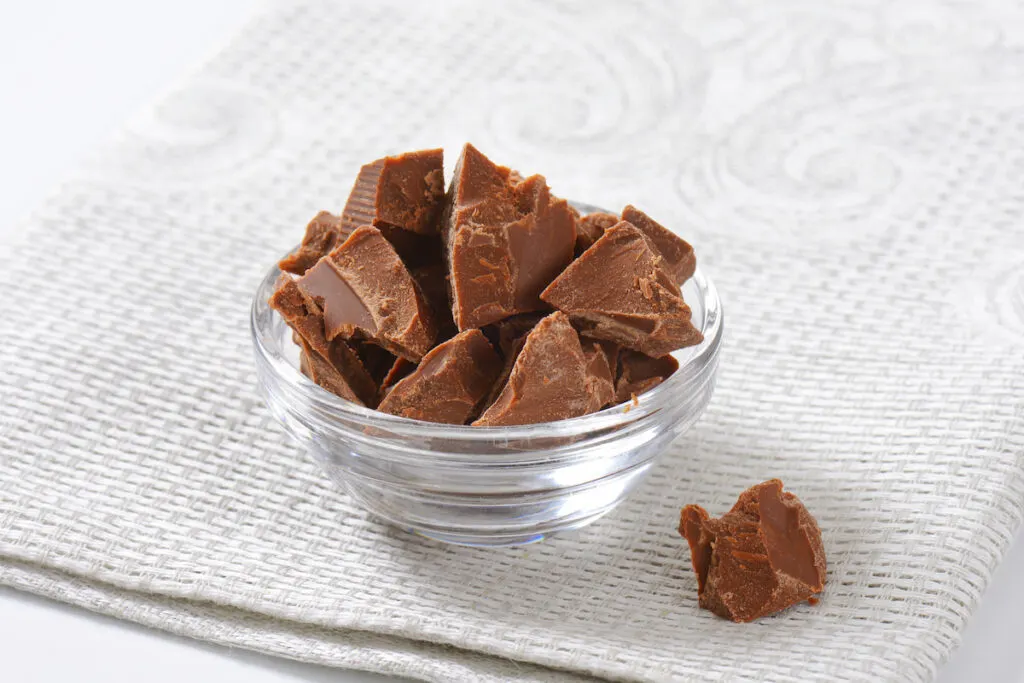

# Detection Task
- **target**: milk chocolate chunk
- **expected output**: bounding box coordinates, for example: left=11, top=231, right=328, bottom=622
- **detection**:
left=268, top=277, right=377, bottom=406
left=678, top=480, right=826, bottom=623
left=615, top=350, right=678, bottom=403
left=540, top=222, right=702, bottom=357
left=621, top=205, right=696, bottom=283
left=296, top=226, right=436, bottom=361
left=443, top=144, right=575, bottom=330
left=582, top=338, right=617, bottom=411
left=410, top=262, right=457, bottom=341
left=378, top=329, right=502, bottom=424
left=278, top=211, right=351, bottom=276
left=575, top=212, right=619, bottom=255
left=474, top=311, right=595, bottom=426
left=341, top=148, right=445, bottom=235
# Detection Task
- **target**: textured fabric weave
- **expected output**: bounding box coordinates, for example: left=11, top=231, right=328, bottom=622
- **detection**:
left=2, top=1, right=1024, bottom=680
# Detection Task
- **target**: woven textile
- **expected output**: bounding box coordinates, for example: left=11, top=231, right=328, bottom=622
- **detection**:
left=2, top=0, right=1024, bottom=680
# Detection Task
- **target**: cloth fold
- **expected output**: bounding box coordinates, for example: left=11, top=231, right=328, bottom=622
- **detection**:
left=1, top=1, right=1023, bottom=680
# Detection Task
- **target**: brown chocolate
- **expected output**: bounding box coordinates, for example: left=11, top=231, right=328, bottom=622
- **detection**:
left=296, top=226, right=436, bottom=361
left=540, top=221, right=702, bottom=357
left=615, top=350, right=678, bottom=403
left=678, top=480, right=826, bottom=623
left=483, top=312, right=545, bottom=359
left=621, top=205, right=696, bottom=283
left=582, top=338, right=618, bottom=410
left=278, top=211, right=351, bottom=276
left=575, top=211, right=619, bottom=255
left=410, top=262, right=457, bottom=341
left=377, top=329, right=503, bottom=424
left=341, top=148, right=445, bottom=235
left=474, top=311, right=595, bottom=426
left=268, top=277, right=377, bottom=406
left=442, top=144, right=575, bottom=330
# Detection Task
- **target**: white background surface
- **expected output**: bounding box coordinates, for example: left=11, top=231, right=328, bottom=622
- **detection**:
left=0, top=2, right=1020, bottom=681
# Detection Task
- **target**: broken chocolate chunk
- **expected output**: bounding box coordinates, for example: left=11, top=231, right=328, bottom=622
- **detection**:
left=621, top=205, right=696, bottom=283
left=378, top=329, right=503, bottom=424
left=410, top=262, right=457, bottom=341
left=296, top=226, right=436, bottom=361
left=575, top=211, right=619, bottom=255
left=615, top=350, right=678, bottom=404
left=540, top=221, right=702, bottom=357
left=473, top=311, right=594, bottom=426
left=268, top=277, right=377, bottom=406
left=341, top=148, right=445, bottom=235
left=278, top=211, right=351, bottom=276
left=678, top=480, right=826, bottom=623
left=582, top=338, right=618, bottom=410
left=442, top=144, right=575, bottom=330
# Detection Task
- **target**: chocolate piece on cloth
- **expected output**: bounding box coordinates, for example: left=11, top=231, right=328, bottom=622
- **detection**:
left=442, top=143, right=575, bottom=330
left=540, top=221, right=702, bottom=357
left=268, top=277, right=377, bottom=406
left=621, top=205, right=696, bottom=283
left=278, top=211, right=351, bottom=276
left=378, top=329, right=503, bottom=424
left=615, top=350, right=678, bottom=403
left=474, top=311, right=596, bottom=426
left=678, top=479, right=827, bottom=623
left=575, top=211, right=619, bottom=255
left=296, top=226, right=436, bottom=361
left=340, top=148, right=445, bottom=235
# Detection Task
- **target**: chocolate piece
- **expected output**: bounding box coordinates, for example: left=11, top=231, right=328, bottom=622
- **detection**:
left=615, top=350, right=678, bottom=404
left=582, top=338, right=618, bottom=410
left=379, top=357, right=416, bottom=397
left=340, top=148, right=445, bottom=235
left=483, top=312, right=545, bottom=359
left=621, top=205, right=696, bottom=283
left=474, top=311, right=595, bottom=426
left=678, top=480, right=826, bottom=623
left=378, top=329, right=503, bottom=424
left=442, top=144, right=575, bottom=330
left=354, top=341, right=397, bottom=385
left=268, top=277, right=377, bottom=406
left=575, top=211, right=619, bottom=255
left=410, top=262, right=457, bottom=341
left=296, top=226, right=436, bottom=361
left=540, top=221, right=702, bottom=357
left=278, top=211, right=351, bottom=275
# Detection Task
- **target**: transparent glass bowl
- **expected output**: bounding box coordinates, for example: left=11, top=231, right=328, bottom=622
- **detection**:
left=250, top=226, right=723, bottom=547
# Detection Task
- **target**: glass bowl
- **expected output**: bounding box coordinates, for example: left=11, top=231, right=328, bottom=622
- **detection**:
left=250, top=217, right=723, bottom=547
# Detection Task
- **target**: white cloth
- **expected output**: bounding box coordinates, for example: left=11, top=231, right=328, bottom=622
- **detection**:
left=1, top=1, right=1023, bottom=680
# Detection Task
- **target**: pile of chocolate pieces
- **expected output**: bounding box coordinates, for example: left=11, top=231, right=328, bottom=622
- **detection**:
left=270, top=144, right=703, bottom=426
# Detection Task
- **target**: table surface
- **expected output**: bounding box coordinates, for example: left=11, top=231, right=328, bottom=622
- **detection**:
left=0, top=2, right=1020, bottom=681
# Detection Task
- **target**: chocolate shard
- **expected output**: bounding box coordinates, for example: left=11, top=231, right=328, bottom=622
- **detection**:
left=278, top=211, right=351, bottom=276
left=581, top=338, right=619, bottom=411
left=268, top=276, right=377, bottom=406
left=377, top=329, right=503, bottom=424
left=341, top=148, right=445, bottom=235
left=678, top=480, right=827, bottom=623
left=296, top=226, right=437, bottom=362
left=410, top=262, right=457, bottom=342
left=621, top=205, right=696, bottom=283
left=442, top=144, right=575, bottom=330
left=575, top=211, right=620, bottom=255
left=540, top=221, right=702, bottom=357
left=615, top=349, right=678, bottom=404
left=379, top=356, right=416, bottom=397
left=482, top=312, right=546, bottom=359
left=473, top=311, right=596, bottom=426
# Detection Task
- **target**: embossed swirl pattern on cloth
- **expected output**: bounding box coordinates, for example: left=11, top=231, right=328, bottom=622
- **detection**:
left=1, top=1, right=1023, bottom=681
